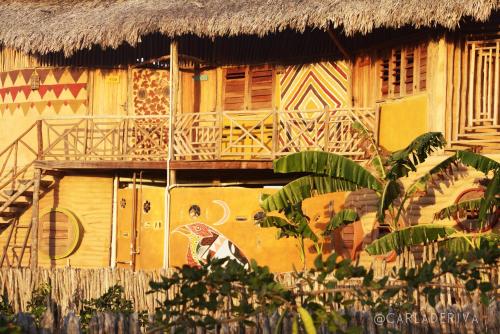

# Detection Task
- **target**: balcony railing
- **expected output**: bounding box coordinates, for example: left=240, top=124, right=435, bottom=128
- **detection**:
left=172, top=108, right=376, bottom=161
left=2, top=108, right=375, bottom=169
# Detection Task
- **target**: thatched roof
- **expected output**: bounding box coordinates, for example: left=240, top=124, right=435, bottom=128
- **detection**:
left=0, top=0, right=498, bottom=55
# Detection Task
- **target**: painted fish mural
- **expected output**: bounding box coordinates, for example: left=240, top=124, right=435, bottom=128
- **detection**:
left=173, top=222, right=249, bottom=268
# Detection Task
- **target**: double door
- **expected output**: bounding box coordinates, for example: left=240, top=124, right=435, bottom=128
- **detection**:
left=116, top=186, right=165, bottom=270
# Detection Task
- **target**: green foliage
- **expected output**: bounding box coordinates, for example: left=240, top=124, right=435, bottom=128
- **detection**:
left=366, top=225, right=456, bottom=255
left=377, top=180, right=400, bottom=223
left=149, top=242, right=500, bottom=332
left=26, top=283, right=51, bottom=328
left=148, top=257, right=289, bottom=332
left=261, top=127, right=499, bottom=260
left=0, top=295, right=20, bottom=334
left=324, top=209, right=358, bottom=233
left=434, top=198, right=484, bottom=220
left=80, top=284, right=146, bottom=331
left=386, top=132, right=446, bottom=179
left=260, top=175, right=361, bottom=212
left=272, top=151, right=383, bottom=191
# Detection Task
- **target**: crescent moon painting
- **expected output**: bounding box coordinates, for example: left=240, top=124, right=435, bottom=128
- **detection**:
left=212, top=200, right=230, bottom=226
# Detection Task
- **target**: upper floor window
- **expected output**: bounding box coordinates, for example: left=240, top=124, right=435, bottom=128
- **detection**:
left=380, top=45, right=427, bottom=99
left=223, top=65, right=274, bottom=110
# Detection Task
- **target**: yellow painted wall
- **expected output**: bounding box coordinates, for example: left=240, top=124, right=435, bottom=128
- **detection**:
left=169, top=187, right=348, bottom=272
left=0, top=174, right=114, bottom=268
left=379, top=94, right=428, bottom=151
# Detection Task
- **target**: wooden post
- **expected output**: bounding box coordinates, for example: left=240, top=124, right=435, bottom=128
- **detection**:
left=37, top=120, right=43, bottom=160
left=30, top=168, right=41, bottom=269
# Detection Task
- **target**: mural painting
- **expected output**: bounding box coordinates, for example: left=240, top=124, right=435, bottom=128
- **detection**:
left=169, top=187, right=355, bottom=272
left=0, top=67, right=87, bottom=115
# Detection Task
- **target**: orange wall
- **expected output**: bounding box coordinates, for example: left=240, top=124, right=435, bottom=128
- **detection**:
left=169, top=187, right=348, bottom=272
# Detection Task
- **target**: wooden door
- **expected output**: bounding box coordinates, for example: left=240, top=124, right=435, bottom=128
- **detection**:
left=135, top=187, right=165, bottom=270
left=89, top=69, right=128, bottom=116
left=116, top=189, right=134, bottom=269
left=115, top=186, right=165, bottom=270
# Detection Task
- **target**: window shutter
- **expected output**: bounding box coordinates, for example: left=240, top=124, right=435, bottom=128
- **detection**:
left=392, top=49, right=402, bottom=95
left=418, top=46, right=427, bottom=90
left=224, top=67, right=246, bottom=110
left=249, top=65, right=273, bottom=109
left=404, top=49, right=415, bottom=94
left=380, top=57, right=390, bottom=98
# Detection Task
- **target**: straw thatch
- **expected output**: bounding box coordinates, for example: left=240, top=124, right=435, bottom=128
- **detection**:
left=0, top=0, right=498, bottom=55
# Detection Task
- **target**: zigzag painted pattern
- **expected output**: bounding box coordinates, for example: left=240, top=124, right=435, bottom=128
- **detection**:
left=0, top=68, right=87, bottom=115
left=277, top=61, right=350, bottom=153
left=280, top=61, right=349, bottom=111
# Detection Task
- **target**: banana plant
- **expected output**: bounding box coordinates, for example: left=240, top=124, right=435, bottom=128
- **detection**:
left=258, top=122, right=499, bottom=258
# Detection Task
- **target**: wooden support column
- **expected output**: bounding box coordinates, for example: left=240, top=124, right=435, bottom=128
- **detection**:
left=30, top=168, right=41, bottom=269
left=164, top=39, right=179, bottom=269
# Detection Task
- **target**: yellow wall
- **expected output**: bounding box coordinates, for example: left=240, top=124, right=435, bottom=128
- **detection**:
left=169, top=187, right=348, bottom=272
left=379, top=94, right=428, bottom=151
left=0, top=174, right=114, bottom=268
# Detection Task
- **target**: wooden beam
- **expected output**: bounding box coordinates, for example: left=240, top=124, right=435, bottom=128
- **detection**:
left=34, top=160, right=273, bottom=171
left=327, top=28, right=350, bottom=60
left=30, top=168, right=41, bottom=269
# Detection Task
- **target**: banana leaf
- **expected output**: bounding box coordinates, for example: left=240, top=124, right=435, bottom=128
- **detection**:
left=324, top=209, right=358, bottom=234
left=365, top=224, right=456, bottom=255
left=456, top=150, right=500, bottom=173
left=387, top=132, right=446, bottom=179
left=377, top=180, right=401, bottom=222
left=272, top=151, right=382, bottom=192
left=260, top=175, right=362, bottom=212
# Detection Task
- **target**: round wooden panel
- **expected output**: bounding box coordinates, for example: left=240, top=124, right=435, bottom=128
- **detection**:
left=39, top=208, right=82, bottom=259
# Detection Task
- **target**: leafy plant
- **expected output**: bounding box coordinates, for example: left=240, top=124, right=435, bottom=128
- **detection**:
left=26, top=283, right=51, bottom=328
left=258, top=124, right=499, bottom=259
left=148, top=241, right=500, bottom=332
left=0, top=295, right=20, bottom=334
left=79, top=284, right=146, bottom=331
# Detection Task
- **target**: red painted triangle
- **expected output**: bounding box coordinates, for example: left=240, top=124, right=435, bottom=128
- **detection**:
left=10, top=87, right=21, bottom=101
left=51, top=68, right=65, bottom=82
left=52, top=84, right=65, bottom=98
left=20, top=69, right=33, bottom=84
left=21, top=86, right=32, bottom=99
left=0, top=88, right=6, bottom=101
left=38, top=85, right=49, bottom=98
left=37, top=69, right=50, bottom=84
left=68, top=69, right=83, bottom=83
left=67, top=83, right=86, bottom=98
left=7, top=71, right=19, bottom=85
left=0, top=72, right=7, bottom=86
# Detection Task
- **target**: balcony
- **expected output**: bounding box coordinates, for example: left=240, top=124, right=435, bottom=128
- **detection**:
left=36, top=108, right=376, bottom=165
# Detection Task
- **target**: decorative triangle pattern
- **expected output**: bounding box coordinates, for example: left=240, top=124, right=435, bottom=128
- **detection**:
left=0, top=67, right=87, bottom=115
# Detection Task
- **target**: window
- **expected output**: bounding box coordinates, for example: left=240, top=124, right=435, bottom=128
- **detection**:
left=223, top=65, right=274, bottom=110
left=380, top=45, right=427, bottom=99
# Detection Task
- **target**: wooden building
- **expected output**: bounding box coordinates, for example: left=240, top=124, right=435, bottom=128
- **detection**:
left=0, top=1, right=498, bottom=271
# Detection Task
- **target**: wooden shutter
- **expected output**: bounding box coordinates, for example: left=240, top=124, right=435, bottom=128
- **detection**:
left=39, top=209, right=80, bottom=259
left=404, top=49, right=415, bottom=94
left=223, top=67, right=246, bottom=110
left=380, top=57, right=390, bottom=98
left=418, top=46, right=427, bottom=90
left=249, top=65, right=273, bottom=109
left=392, top=49, right=402, bottom=95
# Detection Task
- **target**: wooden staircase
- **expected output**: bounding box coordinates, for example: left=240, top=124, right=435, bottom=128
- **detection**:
left=0, top=122, right=55, bottom=267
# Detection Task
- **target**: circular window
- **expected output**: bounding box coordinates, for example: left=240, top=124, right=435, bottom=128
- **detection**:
left=455, top=188, right=499, bottom=232
left=39, top=208, right=82, bottom=259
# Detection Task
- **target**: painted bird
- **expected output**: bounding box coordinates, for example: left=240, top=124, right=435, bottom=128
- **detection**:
left=173, top=223, right=249, bottom=268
